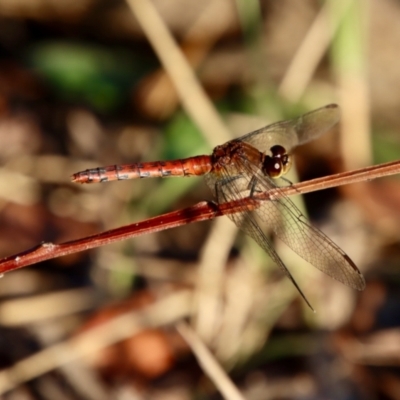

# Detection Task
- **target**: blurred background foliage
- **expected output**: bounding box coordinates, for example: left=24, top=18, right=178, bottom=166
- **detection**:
left=0, top=0, right=400, bottom=399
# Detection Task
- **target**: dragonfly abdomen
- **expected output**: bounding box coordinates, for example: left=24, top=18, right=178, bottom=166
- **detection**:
left=71, top=155, right=212, bottom=183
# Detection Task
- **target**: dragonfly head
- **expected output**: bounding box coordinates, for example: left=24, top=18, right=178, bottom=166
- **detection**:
left=263, top=145, right=292, bottom=179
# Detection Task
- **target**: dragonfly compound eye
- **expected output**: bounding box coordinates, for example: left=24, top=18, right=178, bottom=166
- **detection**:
left=263, top=145, right=292, bottom=178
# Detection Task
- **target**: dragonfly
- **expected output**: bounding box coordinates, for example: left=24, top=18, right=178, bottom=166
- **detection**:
left=72, top=104, right=365, bottom=309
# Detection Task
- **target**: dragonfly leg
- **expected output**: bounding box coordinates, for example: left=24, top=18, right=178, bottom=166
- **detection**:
left=248, top=176, right=262, bottom=197
left=280, top=176, right=293, bottom=186
left=248, top=175, right=273, bottom=198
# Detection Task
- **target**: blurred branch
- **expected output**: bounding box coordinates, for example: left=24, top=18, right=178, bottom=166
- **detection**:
left=0, top=290, right=192, bottom=395
left=278, top=0, right=352, bottom=102
left=177, top=322, right=247, bottom=400
left=331, top=0, right=372, bottom=169
left=125, top=0, right=232, bottom=146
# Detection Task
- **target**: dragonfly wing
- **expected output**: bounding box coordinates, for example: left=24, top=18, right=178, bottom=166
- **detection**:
left=293, top=103, right=340, bottom=146
left=229, top=206, right=315, bottom=310
left=204, top=172, right=315, bottom=310
left=239, top=104, right=340, bottom=154
left=204, top=148, right=365, bottom=293
left=236, top=160, right=366, bottom=291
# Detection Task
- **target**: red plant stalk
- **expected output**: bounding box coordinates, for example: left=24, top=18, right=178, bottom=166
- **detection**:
left=0, top=159, right=400, bottom=274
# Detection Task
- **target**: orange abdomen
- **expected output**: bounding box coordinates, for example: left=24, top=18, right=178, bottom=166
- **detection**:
left=71, top=155, right=213, bottom=183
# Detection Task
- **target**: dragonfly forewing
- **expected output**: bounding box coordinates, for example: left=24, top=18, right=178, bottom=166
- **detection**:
left=239, top=104, right=340, bottom=154
left=234, top=159, right=365, bottom=291
left=204, top=170, right=315, bottom=310
left=204, top=148, right=365, bottom=304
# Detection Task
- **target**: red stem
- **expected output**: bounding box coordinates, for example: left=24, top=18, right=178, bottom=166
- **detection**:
left=1, top=159, right=400, bottom=274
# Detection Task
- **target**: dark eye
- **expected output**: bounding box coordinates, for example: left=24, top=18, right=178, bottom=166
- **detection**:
left=263, top=145, right=292, bottom=179
left=270, top=145, right=286, bottom=158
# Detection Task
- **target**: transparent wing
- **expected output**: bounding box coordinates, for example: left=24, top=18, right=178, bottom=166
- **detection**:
left=237, top=104, right=340, bottom=154
left=204, top=171, right=315, bottom=310
left=244, top=164, right=365, bottom=291
left=204, top=153, right=365, bottom=299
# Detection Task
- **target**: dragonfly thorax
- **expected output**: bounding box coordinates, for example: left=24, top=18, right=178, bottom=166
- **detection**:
left=262, top=145, right=292, bottom=179
left=210, top=141, right=258, bottom=173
